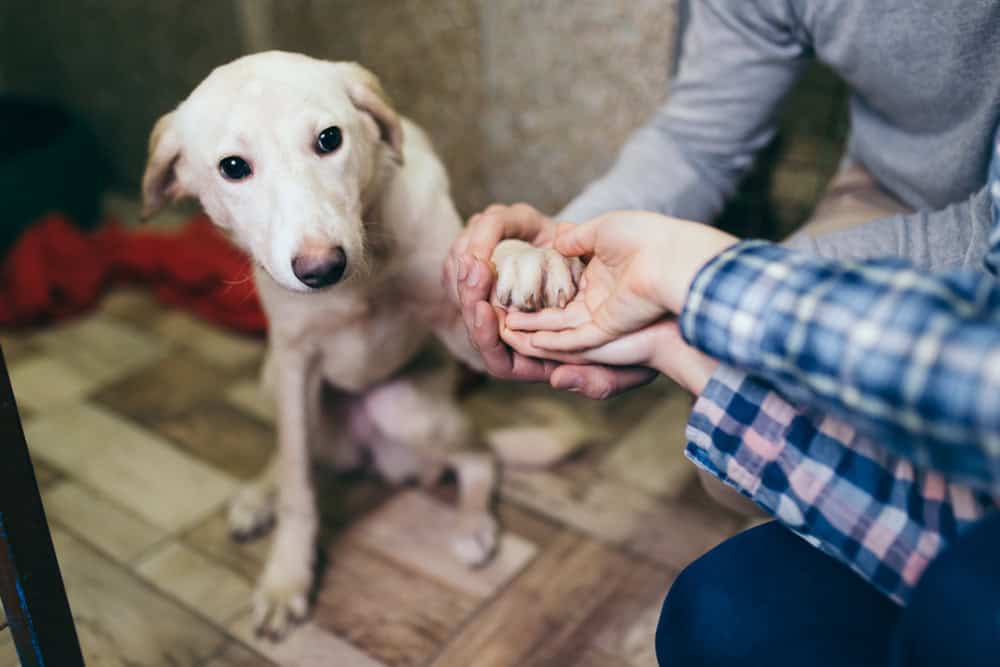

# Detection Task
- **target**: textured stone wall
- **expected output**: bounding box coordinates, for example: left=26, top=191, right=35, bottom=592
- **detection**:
left=480, top=0, right=679, bottom=215
left=0, top=1, right=681, bottom=218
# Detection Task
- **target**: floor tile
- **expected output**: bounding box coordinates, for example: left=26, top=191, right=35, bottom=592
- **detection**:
left=8, top=354, right=99, bottom=412
left=314, top=543, right=478, bottom=667
left=430, top=532, right=648, bottom=667
left=34, top=316, right=166, bottom=388
left=502, top=469, right=740, bottom=571
left=349, top=490, right=537, bottom=599
left=203, top=641, right=278, bottom=667
left=93, top=351, right=235, bottom=425
left=601, top=390, right=697, bottom=499
left=95, top=287, right=163, bottom=327
left=153, top=311, right=264, bottom=370
left=24, top=529, right=229, bottom=667
left=226, top=378, right=275, bottom=424
left=136, top=542, right=253, bottom=625
left=0, top=330, right=40, bottom=363
left=26, top=402, right=237, bottom=531
left=43, top=480, right=165, bottom=563
left=230, top=614, right=387, bottom=667
left=155, top=402, right=275, bottom=480
left=184, top=511, right=272, bottom=582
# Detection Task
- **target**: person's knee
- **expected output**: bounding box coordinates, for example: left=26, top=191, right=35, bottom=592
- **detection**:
left=896, top=515, right=1000, bottom=667
left=655, top=541, right=764, bottom=666
left=655, top=556, right=718, bottom=666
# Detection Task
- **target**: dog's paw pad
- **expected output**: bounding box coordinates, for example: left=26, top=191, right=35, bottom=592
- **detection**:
left=494, top=246, right=581, bottom=312
left=228, top=487, right=276, bottom=542
left=451, top=513, right=499, bottom=567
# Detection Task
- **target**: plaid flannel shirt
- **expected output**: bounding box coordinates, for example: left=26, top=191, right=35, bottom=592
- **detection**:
left=680, top=132, right=1000, bottom=605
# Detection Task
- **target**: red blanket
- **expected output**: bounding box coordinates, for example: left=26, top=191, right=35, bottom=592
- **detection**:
left=0, top=213, right=267, bottom=334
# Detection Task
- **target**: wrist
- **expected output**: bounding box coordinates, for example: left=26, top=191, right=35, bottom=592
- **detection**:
left=648, top=323, right=719, bottom=395
left=656, top=227, right=739, bottom=314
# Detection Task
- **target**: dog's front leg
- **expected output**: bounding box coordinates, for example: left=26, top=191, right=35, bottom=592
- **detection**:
left=254, top=352, right=318, bottom=640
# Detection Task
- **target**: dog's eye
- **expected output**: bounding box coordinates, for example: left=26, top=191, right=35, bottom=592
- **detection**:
left=315, top=126, right=343, bottom=154
left=219, top=156, right=252, bottom=181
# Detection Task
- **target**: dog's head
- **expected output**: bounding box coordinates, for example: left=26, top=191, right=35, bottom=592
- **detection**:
left=142, top=51, right=403, bottom=292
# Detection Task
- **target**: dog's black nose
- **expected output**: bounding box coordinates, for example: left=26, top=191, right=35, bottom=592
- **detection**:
left=291, top=247, right=347, bottom=288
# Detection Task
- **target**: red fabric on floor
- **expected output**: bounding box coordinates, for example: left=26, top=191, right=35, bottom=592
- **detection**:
left=0, top=213, right=266, bottom=334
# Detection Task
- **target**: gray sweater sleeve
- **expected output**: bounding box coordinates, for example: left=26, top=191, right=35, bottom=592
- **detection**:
left=784, top=186, right=995, bottom=271
left=559, top=0, right=808, bottom=223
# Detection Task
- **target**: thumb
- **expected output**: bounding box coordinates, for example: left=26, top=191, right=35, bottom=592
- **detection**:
left=554, top=217, right=601, bottom=257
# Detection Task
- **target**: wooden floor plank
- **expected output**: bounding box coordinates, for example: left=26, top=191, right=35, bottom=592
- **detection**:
left=18, top=529, right=231, bottom=667
left=202, top=641, right=278, bottom=667
left=313, top=543, right=477, bottom=667
left=43, top=480, right=165, bottom=564
left=430, top=532, right=649, bottom=667
left=348, top=490, right=537, bottom=599
left=155, top=402, right=275, bottom=481
left=229, top=615, right=387, bottom=667
left=135, top=542, right=254, bottom=626
left=25, top=403, right=236, bottom=531
left=601, top=391, right=698, bottom=499
left=93, top=351, right=235, bottom=426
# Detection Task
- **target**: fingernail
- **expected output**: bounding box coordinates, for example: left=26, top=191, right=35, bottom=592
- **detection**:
left=468, top=262, right=482, bottom=287
left=457, top=256, right=469, bottom=281
left=557, top=375, right=583, bottom=392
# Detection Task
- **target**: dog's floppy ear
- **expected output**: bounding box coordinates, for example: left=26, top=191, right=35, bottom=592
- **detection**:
left=141, top=110, right=185, bottom=220
left=336, top=63, right=404, bottom=165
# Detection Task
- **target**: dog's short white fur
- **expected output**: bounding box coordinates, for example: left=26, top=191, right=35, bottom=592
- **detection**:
left=142, top=51, right=581, bottom=639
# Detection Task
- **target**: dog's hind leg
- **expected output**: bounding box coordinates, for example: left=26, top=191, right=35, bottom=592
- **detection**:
left=363, top=369, right=500, bottom=566
left=447, top=450, right=499, bottom=566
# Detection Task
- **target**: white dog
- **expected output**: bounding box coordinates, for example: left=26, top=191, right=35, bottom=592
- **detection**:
left=141, top=51, right=581, bottom=639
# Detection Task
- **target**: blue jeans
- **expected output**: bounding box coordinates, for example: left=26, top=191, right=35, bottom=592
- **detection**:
left=655, top=515, right=1000, bottom=666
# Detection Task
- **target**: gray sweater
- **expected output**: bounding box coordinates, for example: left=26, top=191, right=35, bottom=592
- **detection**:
left=561, top=0, right=1000, bottom=271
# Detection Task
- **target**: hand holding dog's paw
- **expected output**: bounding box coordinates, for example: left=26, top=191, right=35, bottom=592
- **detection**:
left=492, top=240, right=583, bottom=312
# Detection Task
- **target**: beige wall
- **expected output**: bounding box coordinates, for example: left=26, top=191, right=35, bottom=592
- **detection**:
left=0, top=0, right=679, bottom=217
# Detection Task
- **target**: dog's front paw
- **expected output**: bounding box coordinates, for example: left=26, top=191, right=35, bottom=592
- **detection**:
left=228, top=485, right=276, bottom=542
left=493, top=240, right=583, bottom=312
left=253, top=570, right=311, bottom=641
left=451, top=513, right=499, bottom=567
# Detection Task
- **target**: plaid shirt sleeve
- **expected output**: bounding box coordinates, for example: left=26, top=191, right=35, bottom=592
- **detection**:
left=680, top=240, right=1000, bottom=490
left=686, top=366, right=1000, bottom=605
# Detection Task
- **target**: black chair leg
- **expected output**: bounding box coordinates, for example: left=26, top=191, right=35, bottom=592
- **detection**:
left=0, top=346, right=84, bottom=667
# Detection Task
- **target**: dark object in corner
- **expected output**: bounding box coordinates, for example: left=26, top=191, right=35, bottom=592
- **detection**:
left=0, top=96, right=110, bottom=252
left=0, top=344, right=85, bottom=666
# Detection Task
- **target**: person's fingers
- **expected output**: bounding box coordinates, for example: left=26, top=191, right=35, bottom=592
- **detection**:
left=458, top=257, right=495, bottom=309
left=550, top=364, right=656, bottom=400
left=470, top=301, right=553, bottom=382
left=500, top=326, right=582, bottom=363
left=553, top=216, right=602, bottom=257
left=530, top=321, right=616, bottom=352
left=505, top=301, right=590, bottom=332
left=466, top=204, right=549, bottom=260
left=457, top=214, right=483, bottom=255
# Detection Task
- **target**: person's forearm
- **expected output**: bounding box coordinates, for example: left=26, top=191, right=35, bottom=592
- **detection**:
left=680, top=240, right=1000, bottom=484
left=559, top=0, right=806, bottom=224
left=785, top=186, right=994, bottom=272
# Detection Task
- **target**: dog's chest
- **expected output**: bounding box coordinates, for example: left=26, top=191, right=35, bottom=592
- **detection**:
left=315, top=306, right=431, bottom=391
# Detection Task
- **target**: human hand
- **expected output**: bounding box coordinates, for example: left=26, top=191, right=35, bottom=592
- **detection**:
left=444, top=203, right=558, bottom=307
left=447, top=204, right=655, bottom=397
left=506, top=211, right=737, bottom=353
left=501, top=315, right=719, bottom=396
left=443, top=203, right=558, bottom=381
